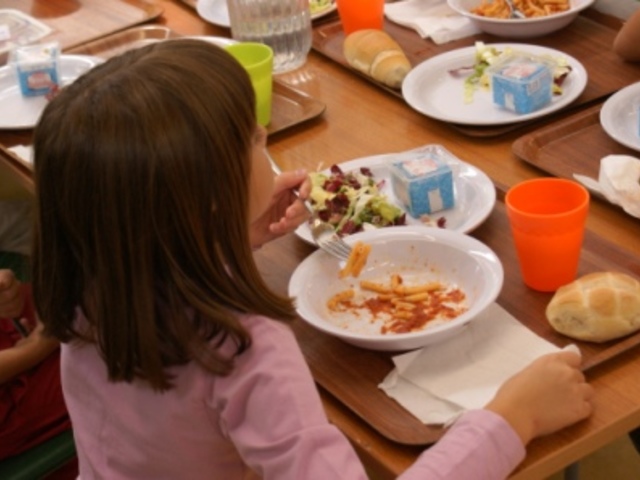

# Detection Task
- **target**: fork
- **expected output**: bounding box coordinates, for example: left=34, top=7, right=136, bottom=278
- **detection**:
left=264, top=149, right=352, bottom=261
left=505, top=0, right=525, bottom=18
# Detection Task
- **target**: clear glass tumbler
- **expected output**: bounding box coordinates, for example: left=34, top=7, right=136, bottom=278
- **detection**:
left=226, top=0, right=312, bottom=74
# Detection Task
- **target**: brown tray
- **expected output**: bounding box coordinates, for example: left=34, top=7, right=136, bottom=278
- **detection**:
left=179, top=0, right=198, bottom=8
left=312, top=13, right=640, bottom=137
left=178, top=0, right=340, bottom=24
left=0, top=25, right=325, bottom=161
left=2, top=0, right=163, bottom=64
left=287, top=188, right=640, bottom=446
left=68, top=26, right=326, bottom=136
left=512, top=102, right=638, bottom=181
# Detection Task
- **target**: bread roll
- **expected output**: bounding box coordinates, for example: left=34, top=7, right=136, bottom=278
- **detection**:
left=343, top=29, right=411, bottom=89
left=546, top=272, right=640, bottom=343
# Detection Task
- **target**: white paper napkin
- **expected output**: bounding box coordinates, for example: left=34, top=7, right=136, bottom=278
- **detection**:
left=384, top=0, right=481, bottom=44
left=574, top=155, right=640, bottom=219
left=599, top=155, right=640, bottom=218
left=8, top=145, right=33, bottom=165
left=379, top=303, right=577, bottom=425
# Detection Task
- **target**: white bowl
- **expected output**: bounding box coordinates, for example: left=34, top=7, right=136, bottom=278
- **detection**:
left=447, top=0, right=595, bottom=38
left=288, top=226, right=503, bottom=351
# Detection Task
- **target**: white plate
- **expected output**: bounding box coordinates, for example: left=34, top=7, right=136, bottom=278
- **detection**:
left=600, top=81, right=640, bottom=153
left=295, top=152, right=496, bottom=244
left=402, top=44, right=588, bottom=126
left=0, top=55, right=103, bottom=130
left=196, top=0, right=337, bottom=27
left=447, top=0, right=594, bottom=39
left=289, top=226, right=503, bottom=351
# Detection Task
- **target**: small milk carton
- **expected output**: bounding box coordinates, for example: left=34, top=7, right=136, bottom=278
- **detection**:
left=12, top=42, right=60, bottom=97
left=390, top=145, right=455, bottom=218
left=488, top=54, right=553, bottom=114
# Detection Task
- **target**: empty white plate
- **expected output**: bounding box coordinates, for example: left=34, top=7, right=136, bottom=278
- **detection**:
left=600, top=81, right=640, bottom=153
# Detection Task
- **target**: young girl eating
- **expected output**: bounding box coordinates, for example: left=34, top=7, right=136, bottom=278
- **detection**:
left=32, top=39, right=593, bottom=479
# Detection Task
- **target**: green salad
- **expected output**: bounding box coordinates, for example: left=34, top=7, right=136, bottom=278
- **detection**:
left=309, top=164, right=406, bottom=236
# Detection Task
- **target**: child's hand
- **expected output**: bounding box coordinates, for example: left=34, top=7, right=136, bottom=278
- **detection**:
left=15, top=317, right=55, bottom=349
left=0, top=269, right=25, bottom=318
left=0, top=315, right=59, bottom=384
left=249, top=169, right=311, bottom=249
left=485, top=350, right=594, bottom=446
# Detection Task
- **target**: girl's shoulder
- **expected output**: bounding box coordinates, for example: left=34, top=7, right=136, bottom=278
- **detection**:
left=238, top=313, right=299, bottom=353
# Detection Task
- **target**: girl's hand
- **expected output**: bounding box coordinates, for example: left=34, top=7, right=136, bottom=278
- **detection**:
left=15, top=317, right=54, bottom=348
left=0, top=269, right=24, bottom=318
left=249, top=169, right=311, bottom=249
left=485, top=350, right=594, bottom=446
left=0, top=315, right=59, bottom=384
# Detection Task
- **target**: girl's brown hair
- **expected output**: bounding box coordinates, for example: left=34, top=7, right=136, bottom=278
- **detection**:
left=32, top=40, right=296, bottom=391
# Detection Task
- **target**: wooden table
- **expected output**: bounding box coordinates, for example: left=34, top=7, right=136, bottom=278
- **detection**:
left=1, top=2, right=640, bottom=479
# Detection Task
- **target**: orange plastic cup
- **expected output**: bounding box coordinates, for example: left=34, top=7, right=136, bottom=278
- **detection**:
left=336, top=0, right=385, bottom=35
left=505, top=178, right=589, bottom=292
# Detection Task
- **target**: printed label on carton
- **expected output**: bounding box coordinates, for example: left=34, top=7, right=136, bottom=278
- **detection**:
left=13, top=42, right=60, bottom=97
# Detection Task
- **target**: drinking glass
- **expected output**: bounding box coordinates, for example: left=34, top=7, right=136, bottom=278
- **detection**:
left=505, top=178, right=589, bottom=292
left=336, top=0, right=385, bottom=35
left=226, top=0, right=312, bottom=74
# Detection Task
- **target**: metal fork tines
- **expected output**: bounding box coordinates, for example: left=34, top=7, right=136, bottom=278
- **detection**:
left=309, top=217, right=352, bottom=260
left=505, top=0, right=525, bottom=18
left=264, top=149, right=353, bottom=261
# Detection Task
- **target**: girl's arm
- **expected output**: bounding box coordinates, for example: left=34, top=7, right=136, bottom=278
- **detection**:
left=0, top=319, right=59, bottom=384
left=0, top=269, right=25, bottom=319
left=0, top=269, right=60, bottom=384
left=613, top=9, right=640, bottom=62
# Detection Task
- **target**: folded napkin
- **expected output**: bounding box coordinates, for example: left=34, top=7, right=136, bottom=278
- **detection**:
left=379, top=303, right=577, bottom=425
left=8, top=145, right=33, bottom=165
left=574, top=155, right=640, bottom=219
left=384, top=0, right=481, bottom=45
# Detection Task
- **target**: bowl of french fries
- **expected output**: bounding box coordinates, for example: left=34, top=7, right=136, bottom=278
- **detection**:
left=288, top=226, right=503, bottom=351
left=448, top=0, right=595, bottom=38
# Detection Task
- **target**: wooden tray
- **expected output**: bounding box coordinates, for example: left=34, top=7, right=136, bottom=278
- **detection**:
left=512, top=102, right=638, bottom=181
left=1, top=0, right=163, bottom=64
left=179, top=0, right=198, bottom=8
left=177, top=0, right=340, bottom=24
left=283, top=188, right=640, bottom=446
left=68, top=26, right=326, bottom=137
left=312, top=13, right=640, bottom=137
left=0, top=25, right=326, bottom=164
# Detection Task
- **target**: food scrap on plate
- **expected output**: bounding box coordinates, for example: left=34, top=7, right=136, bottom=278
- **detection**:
left=327, top=272, right=468, bottom=335
left=339, top=241, right=371, bottom=278
left=471, top=0, right=570, bottom=18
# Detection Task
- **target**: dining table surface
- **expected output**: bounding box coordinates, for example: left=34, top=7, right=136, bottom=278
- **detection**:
left=1, top=1, right=640, bottom=479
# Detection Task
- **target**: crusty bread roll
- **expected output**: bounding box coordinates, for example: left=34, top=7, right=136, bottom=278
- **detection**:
left=546, top=272, right=640, bottom=343
left=343, top=29, right=411, bottom=89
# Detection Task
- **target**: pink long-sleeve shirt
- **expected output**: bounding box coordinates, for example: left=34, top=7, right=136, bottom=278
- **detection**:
left=62, top=313, right=525, bottom=479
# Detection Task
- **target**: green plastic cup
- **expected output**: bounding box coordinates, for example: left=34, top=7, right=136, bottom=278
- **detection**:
left=224, top=42, right=273, bottom=127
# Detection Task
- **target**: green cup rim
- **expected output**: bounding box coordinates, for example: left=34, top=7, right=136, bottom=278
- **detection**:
left=224, top=42, right=273, bottom=65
